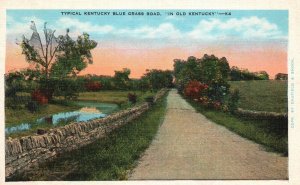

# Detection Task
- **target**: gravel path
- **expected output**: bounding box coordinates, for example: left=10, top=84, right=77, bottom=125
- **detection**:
left=129, top=89, right=288, bottom=180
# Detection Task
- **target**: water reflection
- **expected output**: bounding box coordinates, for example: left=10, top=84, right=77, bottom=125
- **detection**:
left=5, top=101, right=118, bottom=135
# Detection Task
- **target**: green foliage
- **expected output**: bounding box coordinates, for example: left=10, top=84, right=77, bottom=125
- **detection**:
left=208, top=78, right=230, bottom=102
left=173, top=57, right=201, bottom=92
left=113, top=68, right=131, bottom=90
left=175, top=54, right=231, bottom=107
left=20, top=23, right=97, bottom=79
left=26, top=101, right=40, bottom=113
left=38, top=77, right=81, bottom=100
left=230, top=66, right=269, bottom=81
left=142, top=69, right=173, bottom=91
left=127, top=93, right=137, bottom=104
left=18, top=22, right=97, bottom=101
left=199, top=55, right=230, bottom=83
left=5, top=71, right=26, bottom=97
left=227, top=88, right=240, bottom=113
left=5, top=96, right=29, bottom=110
left=54, top=78, right=80, bottom=100
left=51, top=32, right=97, bottom=78
left=174, top=54, right=230, bottom=94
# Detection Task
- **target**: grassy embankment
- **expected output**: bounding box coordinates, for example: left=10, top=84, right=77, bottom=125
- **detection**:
left=9, top=91, right=168, bottom=181
left=186, top=80, right=288, bottom=155
left=5, top=90, right=154, bottom=138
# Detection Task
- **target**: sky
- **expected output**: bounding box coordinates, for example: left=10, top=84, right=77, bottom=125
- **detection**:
left=6, top=10, right=288, bottom=78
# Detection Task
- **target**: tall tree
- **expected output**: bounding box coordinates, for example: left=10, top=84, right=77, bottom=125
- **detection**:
left=19, top=21, right=97, bottom=79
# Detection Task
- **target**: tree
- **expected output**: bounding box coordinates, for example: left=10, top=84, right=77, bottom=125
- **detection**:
left=113, top=68, right=131, bottom=90
left=199, top=55, right=230, bottom=84
left=173, top=56, right=201, bottom=92
left=20, top=22, right=97, bottom=79
left=142, top=69, right=173, bottom=91
left=254, top=71, right=269, bottom=80
left=19, top=21, right=97, bottom=100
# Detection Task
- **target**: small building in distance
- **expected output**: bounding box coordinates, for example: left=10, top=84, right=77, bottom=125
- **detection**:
left=275, top=73, right=288, bottom=80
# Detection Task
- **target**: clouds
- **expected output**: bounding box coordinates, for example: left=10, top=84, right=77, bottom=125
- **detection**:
left=57, top=17, right=114, bottom=34
left=6, top=14, right=286, bottom=45
left=116, top=23, right=182, bottom=39
left=188, top=16, right=283, bottom=40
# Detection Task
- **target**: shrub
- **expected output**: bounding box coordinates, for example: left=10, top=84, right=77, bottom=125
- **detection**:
left=184, top=80, right=208, bottom=99
left=198, top=96, right=210, bottom=107
left=31, top=90, right=48, bottom=104
left=228, top=89, right=240, bottom=113
left=207, top=78, right=230, bottom=103
left=5, top=96, right=26, bottom=109
left=212, top=101, right=222, bottom=110
left=85, top=81, right=102, bottom=91
left=26, top=101, right=39, bottom=112
left=55, top=79, right=80, bottom=100
left=128, top=93, right=137, bottom=104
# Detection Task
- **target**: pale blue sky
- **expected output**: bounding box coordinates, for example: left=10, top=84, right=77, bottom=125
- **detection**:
left=7, top=9, right=288, bottom=45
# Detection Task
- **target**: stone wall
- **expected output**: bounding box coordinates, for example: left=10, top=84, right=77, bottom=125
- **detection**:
left=5, top=89, right=168, bottom=178
left=235, top=108, right=287, bottom=121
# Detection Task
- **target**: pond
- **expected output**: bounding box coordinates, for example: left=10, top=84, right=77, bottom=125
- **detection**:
left=5, top=101, right=119, bottom=135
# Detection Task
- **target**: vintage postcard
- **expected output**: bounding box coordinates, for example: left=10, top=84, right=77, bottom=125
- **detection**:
left=0, top=0, right=299, bottom=185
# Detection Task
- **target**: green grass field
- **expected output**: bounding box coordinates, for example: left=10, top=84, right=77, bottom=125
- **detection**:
left=229, top=80, right=288, bottom=113
left=8, top=92, right=168, bottom=181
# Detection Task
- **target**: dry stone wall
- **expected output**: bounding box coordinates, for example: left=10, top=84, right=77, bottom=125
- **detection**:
left=5, top=89, right=168, bottom=178
left=235, top=108, right=287, bottom=121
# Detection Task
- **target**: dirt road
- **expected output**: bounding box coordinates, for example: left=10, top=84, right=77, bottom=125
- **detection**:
left=129, top=89, right=288, bottom=180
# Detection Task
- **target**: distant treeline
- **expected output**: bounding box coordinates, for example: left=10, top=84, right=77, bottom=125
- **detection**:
left=76, top=68, right=174, bottom=92
left=5, top=68, right=174, bottom=100
left=229, top=66, right=269, bottom=81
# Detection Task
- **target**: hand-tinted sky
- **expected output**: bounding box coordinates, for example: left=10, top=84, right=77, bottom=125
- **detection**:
left=6, top=10, right=288, bottom=78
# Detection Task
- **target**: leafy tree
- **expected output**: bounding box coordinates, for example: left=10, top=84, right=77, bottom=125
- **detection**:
left=113, top=68, right=131, bottom=90
left=51, top=31, right=97, bottom=78
left=254, top=71, right=269, bottom=80
left=199, top=54, right=230, bottom=84
left=173, top=57, right=201, bottom=92
left=19, top=21, right=97, bottom=100
left=174, top=54, right=230, bottom=93
left=20, top=22, right=97, bottom=79
left=142, top=69, right=173, bottom=91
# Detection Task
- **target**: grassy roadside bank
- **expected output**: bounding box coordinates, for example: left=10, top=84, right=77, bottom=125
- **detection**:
left=9, top=91, right=168, bottom=181
left=185, top=98, right=288, bottom=156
